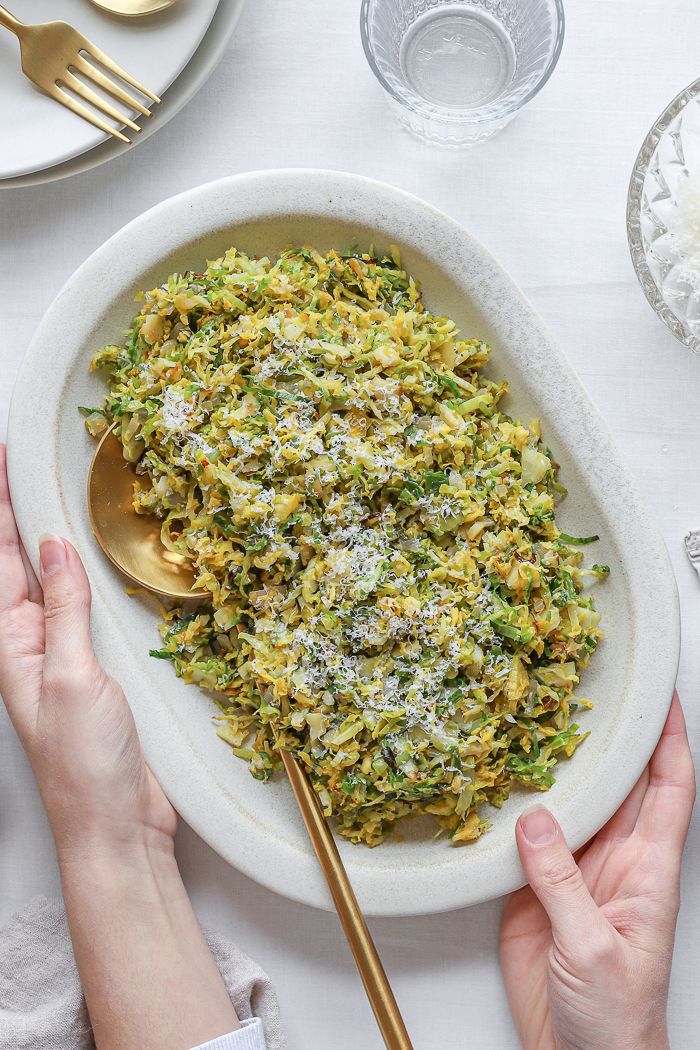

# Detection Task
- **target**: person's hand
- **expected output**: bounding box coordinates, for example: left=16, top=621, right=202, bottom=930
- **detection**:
left=500, top=693, right=694, bottom=1050
left=0, top=443, right=241, bottom=1048
left=0, top=444, right=176, bottom=862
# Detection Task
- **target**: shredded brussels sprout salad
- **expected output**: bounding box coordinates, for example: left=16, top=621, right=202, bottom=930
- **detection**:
left=83, top=245, right=608, bottom=847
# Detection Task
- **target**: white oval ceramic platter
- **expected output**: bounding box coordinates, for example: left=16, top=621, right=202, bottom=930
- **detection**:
left=7, top=170, right=680, bottom=916
left=0, top=0, right=220, bottom=179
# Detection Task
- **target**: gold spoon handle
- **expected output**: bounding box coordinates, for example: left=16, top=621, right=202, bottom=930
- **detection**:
left=280, top=750, right=414, bottom=1050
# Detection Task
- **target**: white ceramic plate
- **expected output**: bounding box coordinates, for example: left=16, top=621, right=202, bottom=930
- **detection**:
left=0, top=0, right=246, bottom=189
left=7, top=171, right=680, bottom=916
left=0, top=0, right=220, bottom=179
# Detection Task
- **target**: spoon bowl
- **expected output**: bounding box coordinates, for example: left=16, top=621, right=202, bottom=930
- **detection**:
left=89, top=0, right=177, bottom=17
left=87, top=424, right=206, bottom=599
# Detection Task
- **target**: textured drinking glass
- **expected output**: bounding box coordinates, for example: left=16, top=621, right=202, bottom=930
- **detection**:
left=361, top=0, right=565, bottom=147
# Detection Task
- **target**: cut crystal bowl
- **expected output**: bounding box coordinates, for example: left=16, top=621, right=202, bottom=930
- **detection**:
left=627, top=77, right=700, bottom=353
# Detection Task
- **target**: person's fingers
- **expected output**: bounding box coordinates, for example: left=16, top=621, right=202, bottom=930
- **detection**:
left=635, top=693, right=695, bottom=855
left=0, top=446, right=44, bottom=734
left=40, top=535, right=96, bottom=686
left=0, top=444, right=31, bottom=613
left=20, top=541, right=43, bottom=605
left=516, top=804, right=613, bottom=957
left=648, top=693, right=693, bottom=790
left=596, top=767, right=650, bottom=842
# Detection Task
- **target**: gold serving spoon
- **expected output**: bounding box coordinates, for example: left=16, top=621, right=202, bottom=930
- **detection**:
left=88, top=425, right=206, bottom=599
left=89, top=0, right=177, bottom=15
left=87, top=425, right=414, bottom=1050
left=280, top=749, right=414, bottom=1050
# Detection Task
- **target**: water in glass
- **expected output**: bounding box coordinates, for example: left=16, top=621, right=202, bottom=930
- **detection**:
left=361, top=0, right=564, bottom=147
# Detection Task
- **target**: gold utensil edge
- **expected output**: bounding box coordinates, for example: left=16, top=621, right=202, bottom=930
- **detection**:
left=281, top=751, right=414, bottom=1050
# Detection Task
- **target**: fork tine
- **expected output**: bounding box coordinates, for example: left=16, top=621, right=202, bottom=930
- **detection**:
left=82, top=44, right=162, bottom=104
left=47, top=84, right=131, bottom=144
left=72, top=55, right=151, bottom=118
left=61, top=72, right=141, bottom=132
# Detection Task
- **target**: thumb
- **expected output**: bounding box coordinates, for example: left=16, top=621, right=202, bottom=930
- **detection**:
left=516, top=805, right=609, bottom=954
left=39, top=534, right=95, bottom=677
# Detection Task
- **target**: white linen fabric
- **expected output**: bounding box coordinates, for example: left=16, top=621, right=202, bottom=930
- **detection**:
left=0, top=898, right=281, bottom=1050
left=192, top=1018, right=267, bottom=1050
left=1, top=3, right=700, bottom=1049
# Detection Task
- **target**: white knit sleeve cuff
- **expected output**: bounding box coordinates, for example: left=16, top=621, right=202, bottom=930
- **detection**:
left=189, top=1017, right=267, bottom=1050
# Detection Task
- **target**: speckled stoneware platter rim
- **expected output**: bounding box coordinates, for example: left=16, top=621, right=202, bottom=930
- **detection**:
left=8, top=170, right=680, bottom=916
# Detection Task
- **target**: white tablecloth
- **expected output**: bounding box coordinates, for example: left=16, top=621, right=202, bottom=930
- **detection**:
left=1, top=2, right=699, bottom=1047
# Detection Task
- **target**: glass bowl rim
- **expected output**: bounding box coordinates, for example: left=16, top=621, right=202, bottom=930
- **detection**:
left=626, top=75, right=700, bottom=354
left=359, top=0, right=566, bottom=126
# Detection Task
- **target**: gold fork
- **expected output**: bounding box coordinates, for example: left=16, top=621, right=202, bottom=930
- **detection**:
left=0, top=4, right=161, bottom=144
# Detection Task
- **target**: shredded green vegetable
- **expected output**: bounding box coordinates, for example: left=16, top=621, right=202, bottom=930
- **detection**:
left=86, top=245, right=606, bottom=846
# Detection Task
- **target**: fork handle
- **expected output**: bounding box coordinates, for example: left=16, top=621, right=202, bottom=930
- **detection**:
left=0, top=5, right=23, bottom=35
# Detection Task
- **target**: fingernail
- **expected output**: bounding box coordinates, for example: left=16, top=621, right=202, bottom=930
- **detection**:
left=39, top=532, right=66, bottom=576
left=520, top=805, right=557, bottom=845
